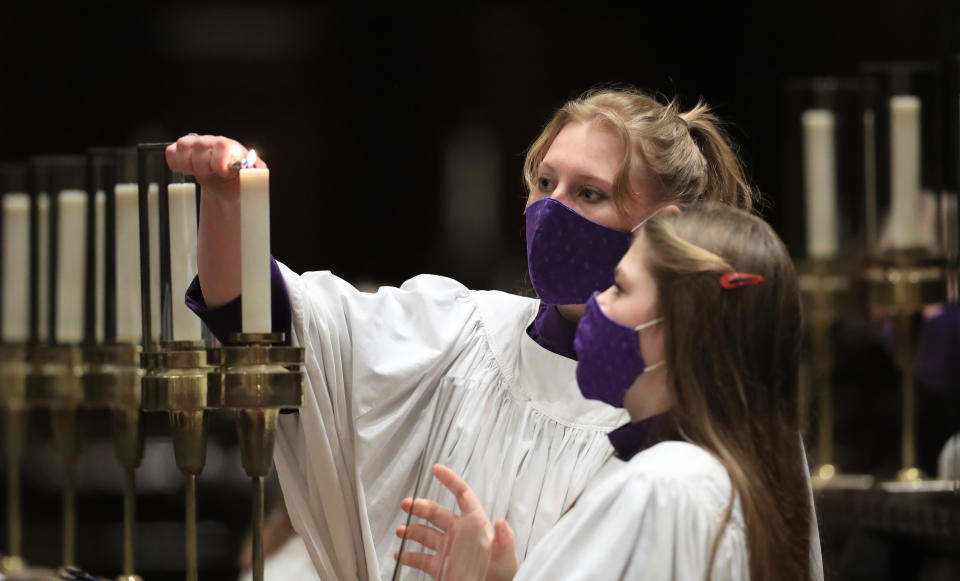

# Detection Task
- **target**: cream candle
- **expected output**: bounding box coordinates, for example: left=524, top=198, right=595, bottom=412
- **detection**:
left=239, top=161, right=271, bottom=334
left=890, top=95, right=922, bottom=249
left=36, top=193, right=50, bottom=342
left=55, top=190, right=87, bottom=343
left=114, top=184, right=142, bottom=342
left=802, top=109, right=839, bottom=258
left=168, top=183, right=201, bottom=341
left=95, top=190, right=105, bottom=342
left=2, top=194, right=30, bottom=342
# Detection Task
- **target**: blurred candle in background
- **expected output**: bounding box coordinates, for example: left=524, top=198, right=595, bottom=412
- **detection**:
left=890, top=95, right=922, bottom=249
left=56, top=190, right=87, bottom=343
left=168, top=182, right=201, bottom=342
left=802, top=109, right=839, bottom=258
left=3, top=194, right=30, bottom=342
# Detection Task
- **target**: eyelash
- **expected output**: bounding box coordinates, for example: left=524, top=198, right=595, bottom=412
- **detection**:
left=536, top=177, right=606, bottom=202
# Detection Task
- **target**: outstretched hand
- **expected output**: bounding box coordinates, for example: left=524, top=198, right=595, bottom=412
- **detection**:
left=396, top=465, right=518, bottom=581
left=165, top=134, right=267, bottom=201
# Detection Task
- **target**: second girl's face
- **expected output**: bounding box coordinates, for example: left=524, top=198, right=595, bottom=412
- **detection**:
left=527, top=120, right=658, bottom=231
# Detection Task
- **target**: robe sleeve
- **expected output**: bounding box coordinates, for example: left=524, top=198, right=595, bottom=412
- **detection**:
left=184, top=256, right=292, bottom=344
left=514, top=464, right=748, bottom=581
left=269, top=261, right=478, bottom=581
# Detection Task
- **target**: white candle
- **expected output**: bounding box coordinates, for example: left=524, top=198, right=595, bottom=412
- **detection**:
left=36, top=193, right=49, bottom=342
left=890, top=95, right=922, bottom=248
left=2, top=194, right=30, bottom=342
left=168, top=183, right=201, bottom=341
left=801, top=109, right=838, bottom=258
left=95, top=190, right=105, bottom=343
left=239, top=168, right=271, bottom=334
left=114, top=183, right=142, bottom=342
left=148, top=184, right=160, bottom=341
left=55, top=190, right=87, bottom=344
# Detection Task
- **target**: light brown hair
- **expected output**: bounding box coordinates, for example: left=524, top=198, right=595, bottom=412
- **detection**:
left=523, top=88, right=754, bottom=213
left=643, top=204, right=810, bottom=581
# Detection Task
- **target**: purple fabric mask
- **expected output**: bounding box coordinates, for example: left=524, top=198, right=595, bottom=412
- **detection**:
left=525, top=197, right=634, bottom=305
left=574, top=292, right=664, bottom=407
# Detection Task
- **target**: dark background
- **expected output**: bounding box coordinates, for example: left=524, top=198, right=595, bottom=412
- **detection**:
left=1, top=2, right=960, bottom=580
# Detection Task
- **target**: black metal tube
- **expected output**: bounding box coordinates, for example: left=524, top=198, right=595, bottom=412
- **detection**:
left=158, top=165, right=173, bottom=343
left=137, top=147, right=153, bottom=351
left=83, top=152, right=97, bottom=345
left=104, top=154, right=117, bottom=342
left=27, top=162, right=39, bottom=344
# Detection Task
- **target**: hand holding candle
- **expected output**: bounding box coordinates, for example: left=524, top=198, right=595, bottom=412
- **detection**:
left=165, top=135, right=267, bottom=201
left=166, top=135, right=268, bottom=309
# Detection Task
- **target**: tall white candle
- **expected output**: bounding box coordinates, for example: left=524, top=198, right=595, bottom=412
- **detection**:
left=239, top=168, right=271, bottom=334
left=148, top=184, right=160, bottom=341
left=2, top=194, right=30, bottom=342
left=890, top=95, right=922, bottom=248
left=114, top=184, right=142, bottom=342
left=168, top=183, right=201, bottom=341
left=801, top=109, right=838, bottom=258
left=95, top=190, right=105, bottom=342
left=56, top=190, right=87, bottom=343
left=36, top=193, right=50, bottom=342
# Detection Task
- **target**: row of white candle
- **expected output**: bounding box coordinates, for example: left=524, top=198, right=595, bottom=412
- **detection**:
left=802, top=95, right=924, bottom=258
left=0, top=182, right=215, bottom=343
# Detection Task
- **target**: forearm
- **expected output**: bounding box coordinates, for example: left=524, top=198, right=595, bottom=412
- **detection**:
left=198, top=193, right=241, bottom=308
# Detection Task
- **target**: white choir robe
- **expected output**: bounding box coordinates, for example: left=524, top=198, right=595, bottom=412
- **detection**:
left=516, top=442, right=824, bottom=581
left=272, top=263, right=628, bottom=580
left=239, top=535, right=320, bottom=581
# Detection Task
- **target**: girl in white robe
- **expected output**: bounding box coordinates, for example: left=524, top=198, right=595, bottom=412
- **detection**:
left=398, top=204, right=824, bottom=581
left=170, top=90, right=756, bottom=580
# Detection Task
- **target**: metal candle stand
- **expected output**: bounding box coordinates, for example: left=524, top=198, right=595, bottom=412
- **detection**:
left=1, top=343, right=29, bottom=574
left=211, top=332, right=303, bottom=581
left=78, top=148, right=147, bottom=581
left=865, top=249, right=946, bottom=483
left=799, top=259, right=875, bottom=489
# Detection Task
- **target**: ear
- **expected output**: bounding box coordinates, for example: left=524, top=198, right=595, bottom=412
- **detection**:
left=661, top=204, right=681, bottom=216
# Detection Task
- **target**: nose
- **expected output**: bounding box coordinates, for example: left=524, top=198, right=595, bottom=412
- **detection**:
left=596, top=286, right=615, bottom=309
left=550, top=185, right=572, bottom=205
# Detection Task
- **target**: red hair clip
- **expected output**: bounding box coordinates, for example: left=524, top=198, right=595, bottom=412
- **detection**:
left=719, top=272, right=764, bottom=289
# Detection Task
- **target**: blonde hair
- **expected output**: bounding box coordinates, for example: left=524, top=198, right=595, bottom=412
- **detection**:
left=523, top=88, right=753, bottom=213
left=643, top=204, right=809, bottom=581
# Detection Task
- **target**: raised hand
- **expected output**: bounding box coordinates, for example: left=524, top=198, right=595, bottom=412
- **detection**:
left=395, top=465, right=518, bottom=581
left=164, top=134, right=267, bottom=201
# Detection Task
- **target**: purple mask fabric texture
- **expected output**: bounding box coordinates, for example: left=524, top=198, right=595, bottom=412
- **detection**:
left=574, top=292, right=663, bottom=408
left=525, top=197, right=633, bottom=306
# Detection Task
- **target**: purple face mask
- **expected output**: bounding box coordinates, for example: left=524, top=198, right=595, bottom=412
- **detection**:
left=574, top=292, right=664, bottom=408
left=525, top=197, right=635, bottom=305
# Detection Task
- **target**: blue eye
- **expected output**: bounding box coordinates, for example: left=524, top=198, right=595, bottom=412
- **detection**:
left=537, top=177, right=554, bottom=192
left=581, top=188, right=604, bottom=202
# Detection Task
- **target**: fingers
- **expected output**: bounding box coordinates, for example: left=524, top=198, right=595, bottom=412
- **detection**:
left=402, top=497, right=455, bottom=531
left=396, top=523, right=444, bottom=552
left=433, top=464, right=484, bottom=515
left=395, top=550, right=437, bottom=579
left=493, top=518, right=515, bottom=550
left=165, top=134, right=253, bottom=178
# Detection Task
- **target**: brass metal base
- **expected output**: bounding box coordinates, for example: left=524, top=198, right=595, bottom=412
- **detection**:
left=896, top=466, right=925, bottom=483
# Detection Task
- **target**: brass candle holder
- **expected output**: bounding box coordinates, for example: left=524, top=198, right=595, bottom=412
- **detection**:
left=1, top=343, right=29, bottom=575
left=798, top=259, right=875, bottom=489
left=141, top=340, right=218, bottom=581
left=865, top=249, right=946, bottom=483
left=81, top=343, right=144, bottom=581
left=25, top=343, right=85, bottom=570
left=214, top=332, right=303, bottom=581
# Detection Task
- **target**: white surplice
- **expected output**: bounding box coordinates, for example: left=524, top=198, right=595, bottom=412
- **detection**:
left=515, top=441, right=749, bottom=581
left=272, top=263, right=628, bottom=580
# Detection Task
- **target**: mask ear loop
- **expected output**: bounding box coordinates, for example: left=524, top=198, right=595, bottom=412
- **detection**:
left=634, top=318, right=663, bottom=331
left=631, top=206, right=666, bottom=233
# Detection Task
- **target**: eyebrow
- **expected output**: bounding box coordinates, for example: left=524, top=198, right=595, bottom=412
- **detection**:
left=538, top=161, right=613, bottom=189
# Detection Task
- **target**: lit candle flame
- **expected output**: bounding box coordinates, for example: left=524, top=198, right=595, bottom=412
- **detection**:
left=243, top=149, right=258, bottom=168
